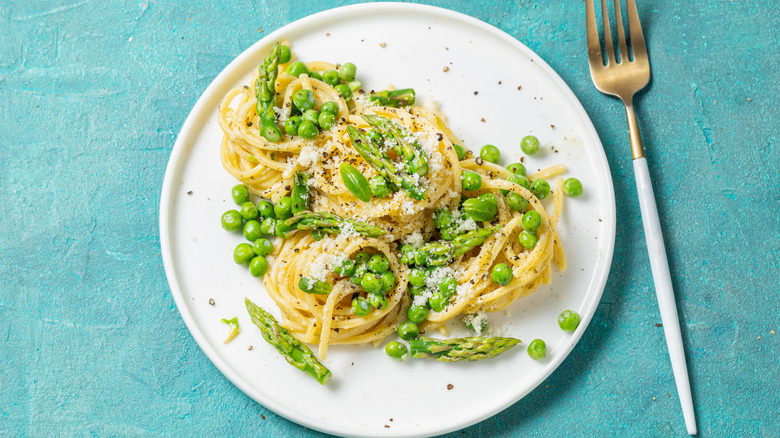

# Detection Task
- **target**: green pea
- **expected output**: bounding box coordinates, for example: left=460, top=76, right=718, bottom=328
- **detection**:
left=413, top=251, right=428, bottom=266
left=334, top=259, right=356, bottom=277
left=284, top=116, right=303, bottom=136
left=409, top=285, right=425, bottom=297
left=530, top=179, right=551, bottom=199
left=302, top=109, right=320, bottom=127
left=508, top=174, right=530, bottom=189
left=506, top=162, right=527, bottom=176
left=461, top=170, right=482, bottom=191
left=279, top=44, right=292, bottom=64
left=231, top=184, right=250, bottom=205
left=397, top=321, right=419, bottom=341
left=352, top=296, right=372, bottom=317
left=368, top=254, right=390, bottom=274
left=527, top=339, right=547, bottom=360
left=505, top=193, right=528, bottom=212
left=453, top=144, right=467, bottom=161
left=338, top=62, right=357, bottom=82
left=339, top=163, right=372, bottom=202
left=563, top=178, right=583, bottom=197
left=399, top=245, right=415, bottom=265
left=243, top=220, right=263, bottom=242
left=248, top=255, right=269, bottom=277
left=297, top=120, right=319, bottom=139
left=522, top=210, right=542, bottom=232
left=320, top=101, right=340, bottom=115
left=221, top=210, right=243, bottom=232
left=350, top=274, right=363, bottom=285
left=521, top=135, right=540, bottom=155
left=480, top=144, right=501, bottom=164
left=233, top=243, right=254, bottom=265
left=491, top=263, right=513, bottom=286
left=239, top=201, right=258, bottom=220
left=558, top=310, right=581, bottom=332
left=380, top=271, right=395, bottom=293
left=407, top=304, right=429, bottom=323
left=252, top=238, right=274, bottom=256
left=273, top=196, right=293, bottom=220
left=318, top=111, right=336, bottom=130
left=354, top=252, right=371, bottom=265
left=368, top=292, right=388, bottom=310
left=308, top=71, right=322, bottom=81
left=357, top=263, right=369, bottom=280
left=362, top=273, right=383, bottom=294
left=434, top=208, right=453, bottom=229
left=285, top=61, right=309, bottom=77
left=408, top=268, right=427, bottom=287
left=335, top=83, right=352, bottom=100
left=519, top=230, right=538, bottom=250
left=257, top=200, right=274, bottom=218
left=260, top=217, right=277, bottom=235
left=385, top=341, right=408, bottom=360
left=428, top=292, right=450, bottom=312
left=369, top=175, right=391, bottom=198
left=322, top=69, right=340, bottom=86
left=439, top=276, right=457, bottom=297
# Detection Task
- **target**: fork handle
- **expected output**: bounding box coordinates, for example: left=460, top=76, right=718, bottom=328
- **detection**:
left=633, top=157, right=697, bottom=435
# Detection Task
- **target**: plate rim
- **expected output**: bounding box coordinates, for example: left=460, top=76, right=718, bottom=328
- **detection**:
left=159, top=2, right=616, bottom=436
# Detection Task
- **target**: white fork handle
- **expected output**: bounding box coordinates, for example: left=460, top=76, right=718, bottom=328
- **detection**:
left=633, top=157, right=697, bottom=435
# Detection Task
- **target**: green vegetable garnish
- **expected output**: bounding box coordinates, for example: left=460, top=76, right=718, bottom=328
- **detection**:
left=221, top=317, right=240, bottom=344
left=339, top=163, right=372, bottom=202
left=245, top=299, right=332, bottom=385
left=409, top=336, right=521, bottom=362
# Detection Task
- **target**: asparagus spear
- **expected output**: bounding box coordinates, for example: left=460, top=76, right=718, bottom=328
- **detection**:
left=282, top=211, right=387, bottom=238
left=298, top=277, right=333, bottom=295
left=245, top=298, right=332, bottom=385
left=255, top=42, right=282, bottom=142
left=368, top=88, right=416, bottom=107
left=362, top=114, right=429, bottom=176
left=406, top=225, right=500, bottom=267
left=409, top=336, right=521, bottom=362
left=346, top=125, right=426, bottom=200
left=291, top=172, right=311, bottom=214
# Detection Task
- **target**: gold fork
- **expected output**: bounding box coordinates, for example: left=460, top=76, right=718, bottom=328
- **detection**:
left=586, top=0, right=697, bottom=435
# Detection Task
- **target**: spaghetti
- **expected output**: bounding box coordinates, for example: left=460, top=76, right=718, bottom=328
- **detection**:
left=219, top=42, right=566, bottom=358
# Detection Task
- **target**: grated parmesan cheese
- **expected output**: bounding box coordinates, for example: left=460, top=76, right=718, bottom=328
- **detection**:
left=403, top=231, right=425, bottom=248
left=298, top=145, right=320, bottom=168
left=462, top=312, right=488, bottom=336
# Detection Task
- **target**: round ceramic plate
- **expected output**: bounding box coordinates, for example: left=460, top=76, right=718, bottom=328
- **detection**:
left=160, top=3, right=615, bottom=437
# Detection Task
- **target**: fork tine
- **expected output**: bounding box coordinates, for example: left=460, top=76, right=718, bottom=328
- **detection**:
left=626, top=0, right=648, bottom=63
left=600, top=0, right=616, bottom=66
left=613, top=0, right=628, bottom=62
left=585, top=0, right=603, bottom=69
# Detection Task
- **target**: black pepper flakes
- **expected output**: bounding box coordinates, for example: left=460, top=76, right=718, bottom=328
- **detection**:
left=248, top=345, right=253, bottom=350
left=208, top=298, right=215, bottom=305
left=436, top=133, right=443, bottom=141
left=187, top=191, right=193, bottom=195
left=294, top=248, right=300, bottom=253
left=473, top=91, right=478, bottom=95
left=447, top=384, right=454, bottom=390
left=480, top=117, right=485, bottom=122
left=443, top=66, right=449, bottom=72
left=475, top=157, right=484, bottom=165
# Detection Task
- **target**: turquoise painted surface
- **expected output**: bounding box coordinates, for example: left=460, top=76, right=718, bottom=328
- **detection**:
left=1, top=0, right=777, bottom=436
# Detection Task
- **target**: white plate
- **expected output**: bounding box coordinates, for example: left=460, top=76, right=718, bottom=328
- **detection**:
left=160, top=3, right=615, bottom=437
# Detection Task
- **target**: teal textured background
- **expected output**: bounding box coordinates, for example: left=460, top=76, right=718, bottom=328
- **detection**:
left=1, top=0, right=778, bottom=436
